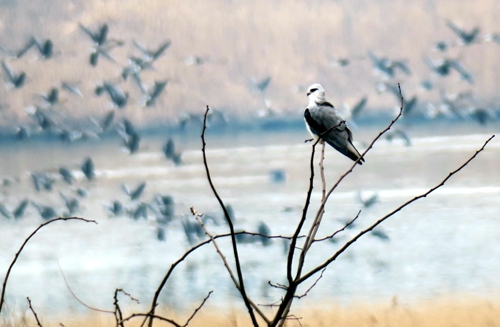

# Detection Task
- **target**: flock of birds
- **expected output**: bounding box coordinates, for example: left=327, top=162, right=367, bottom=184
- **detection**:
left=0, top=19, right=498, bottom=246
left=327, top=19, right=499, bottom=129
left=0, top=22, right=232, bottom=244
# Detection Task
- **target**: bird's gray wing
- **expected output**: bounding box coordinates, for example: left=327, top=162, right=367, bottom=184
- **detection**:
left=305, top=103, right=364, bottom=163
left=446, top=20, right=463, bottom=37
left=305, top=104, right=348, bottom=148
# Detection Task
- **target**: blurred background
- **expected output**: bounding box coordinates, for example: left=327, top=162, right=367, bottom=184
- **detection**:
left=0, top=0, right=499, bottom=322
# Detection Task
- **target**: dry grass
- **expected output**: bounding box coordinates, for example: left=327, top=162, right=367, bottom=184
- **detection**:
left=0, top=0, right=499, bottom=127
left=3, top=297, right=500, bottom=327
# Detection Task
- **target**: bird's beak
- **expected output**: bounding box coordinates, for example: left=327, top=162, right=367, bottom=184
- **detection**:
left=306, top=92, right=311, bottom=96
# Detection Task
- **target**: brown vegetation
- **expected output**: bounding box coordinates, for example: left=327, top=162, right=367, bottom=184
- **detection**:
left=0, top=0, right=499, bottom=126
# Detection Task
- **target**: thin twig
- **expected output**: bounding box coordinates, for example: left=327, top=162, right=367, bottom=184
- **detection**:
left=114, top=289, right=124, bottom=327
left=192, top=207, right=270, bottom=324
left=183, top=291, right=213, bottom=327
left=268, top=281, right=288, bottom=291
left=298, top=134, right=495, bottom=284
left=121, top=313, right=181, bottom=327
left=200, top=106, right=259, bottom=327
left=27, top=297, right=43, bottom=327
left=57, top=261, right=114, bottom=313
left=295, top=268, right=326, bottom=299
left=0, top=217, right=97, bottom=314
left=312, top=210, right=362, bottom=243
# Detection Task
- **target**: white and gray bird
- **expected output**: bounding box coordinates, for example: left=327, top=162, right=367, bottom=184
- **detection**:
left=304, top=84, right=364, bottom=164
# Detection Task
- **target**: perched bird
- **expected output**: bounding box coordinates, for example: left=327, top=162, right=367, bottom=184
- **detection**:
left=446, top=20, right=480, bottom=45
left=122, top=182, right=147, bottom=201
left=81, top=158, right=95, bottom=181
left=2, top=60, right=26, bottom=88
left=304, top=84, right=364, bottom=164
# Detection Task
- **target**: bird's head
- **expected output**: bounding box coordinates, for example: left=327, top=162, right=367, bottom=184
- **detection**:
left=306, top=84, right=326, bottom=104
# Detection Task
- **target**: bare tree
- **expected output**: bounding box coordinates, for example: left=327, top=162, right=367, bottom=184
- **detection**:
left=1, top=87, right=494, bottom=327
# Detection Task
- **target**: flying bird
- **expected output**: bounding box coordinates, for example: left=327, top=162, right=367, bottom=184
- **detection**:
left=122, top=182, right=147, bottom=201
left=79, top=23, right=123, bottom=67
left=81, top=158, right=95, bottom=181
left=304, top=84, right=364, bottom=164
left=59, top=167, right=74, bottom=184
left=95, top=82, right=129, bottom=108
left=132, top=74, right=168, bottom=107
left=15, top=38, right=54, bottom=59
left=446, top=20, right=480, bottom=45
left=424, top=57, right=473, bottom=84
left=2, top=60, right=26, bottom=88
left=368, top=51, right=411, bottom=78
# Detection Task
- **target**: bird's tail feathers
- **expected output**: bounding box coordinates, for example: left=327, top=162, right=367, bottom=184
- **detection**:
left=346, top=141, right=365, bottom=165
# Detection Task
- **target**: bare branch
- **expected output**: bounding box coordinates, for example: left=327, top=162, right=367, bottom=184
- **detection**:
left=183, top=291, right=213, bottom=327
left=267, top=281, right=288, bottom=291
left=114, top=289, right=124, bottom=327
left=200, top=106, right=258, bottom=327
left=313, top=210, right=362, bottom=243
left=298, top=134, right=495, bottom=284
left=145, top=229, right=295, bottom=327
left=57, top=261, right=114, bottom=314
left=121, top=313, right=182, bottom=327
left=295, top=268, right=326, bottom=299
left=0, top=217, right=97, bottom=314
left=27, top=297, right=43, bottom=327
left=192, top=207, right=270, bottom=324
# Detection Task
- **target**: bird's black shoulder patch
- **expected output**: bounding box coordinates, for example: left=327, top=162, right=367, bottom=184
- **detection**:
left=304, top=108, right=326, bottom=134
left=321, top=101, right=335, bottom=108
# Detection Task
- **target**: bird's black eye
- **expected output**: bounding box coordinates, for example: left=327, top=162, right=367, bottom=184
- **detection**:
left=310, top=88, right=318, bottom=93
